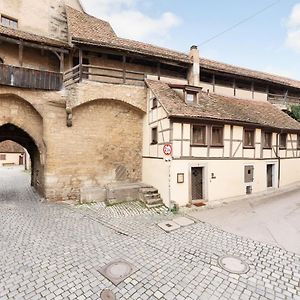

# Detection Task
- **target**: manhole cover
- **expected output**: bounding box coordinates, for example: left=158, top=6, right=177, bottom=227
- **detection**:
left=218, top=255, right=250, bottom=274
left=100, top=289, right=116, bottom=300
left=157, top=220, right=181, bottom=232
left=99, top=259, right=137, bottom=285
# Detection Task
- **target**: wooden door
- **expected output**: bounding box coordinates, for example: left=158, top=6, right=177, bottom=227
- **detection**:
left=191, top=167, right=203, bottom=200
left=267, top=164, right=273, bottom=187
left=19, top=155, right=23, bottom=165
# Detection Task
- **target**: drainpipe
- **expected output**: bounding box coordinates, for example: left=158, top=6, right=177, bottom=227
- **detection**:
left=275, top=132, right=281, bottom=188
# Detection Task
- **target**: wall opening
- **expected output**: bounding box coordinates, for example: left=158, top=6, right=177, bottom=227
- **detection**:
left=0, top=123, right=44, bottom=195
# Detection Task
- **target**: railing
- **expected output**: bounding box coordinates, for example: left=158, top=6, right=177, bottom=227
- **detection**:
left=0, top=64, right=63, bottom=91
left=63, top=64, right=145, bottom=88
left=268, top=93, right=300, bottom=107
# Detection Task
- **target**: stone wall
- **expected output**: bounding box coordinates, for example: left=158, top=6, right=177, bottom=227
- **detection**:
left=0, top=81, right=146, bottom=202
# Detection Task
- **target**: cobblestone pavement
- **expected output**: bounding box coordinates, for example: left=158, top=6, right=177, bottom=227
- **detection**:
left=1, top=168, right=300, bottom=300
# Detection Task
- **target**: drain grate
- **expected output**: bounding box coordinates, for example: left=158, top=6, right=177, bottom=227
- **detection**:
left=100, top=289, right=116, bottom=300
left=218, top=255, right=250, bottom=274
left=99, top=259, right=137, bottom=285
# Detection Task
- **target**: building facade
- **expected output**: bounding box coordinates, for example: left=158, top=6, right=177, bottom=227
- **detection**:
left=0, top=0, right=300, bottom=206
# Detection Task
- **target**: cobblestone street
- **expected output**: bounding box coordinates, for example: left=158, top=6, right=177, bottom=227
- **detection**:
left=1, top=168, right=300, bottom=300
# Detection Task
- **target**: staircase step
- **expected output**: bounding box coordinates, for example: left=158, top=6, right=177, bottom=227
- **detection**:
left=139, top=187, right=158, bottom=194
left=143, top=193, right=161, bottom=199
left=145, top=203, right=164, bottom=209
left=144, top=198, right=163, bottom=206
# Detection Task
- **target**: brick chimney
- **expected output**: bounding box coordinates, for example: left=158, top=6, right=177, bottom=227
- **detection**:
left=188, top=45, right=200, bottom=87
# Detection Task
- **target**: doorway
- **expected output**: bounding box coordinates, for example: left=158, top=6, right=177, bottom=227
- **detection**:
left=267, top=164, right=275, bottom=188
left=191, top=167, right=204, bottom=201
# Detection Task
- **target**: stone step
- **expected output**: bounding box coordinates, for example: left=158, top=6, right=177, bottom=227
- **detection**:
left=145, top=203, right=164, bottom=209
left=139, top=187, right=158, bottom=194
left=143, top=193, right=161, bottom=200
left=144, top=197, right=163, bottom=206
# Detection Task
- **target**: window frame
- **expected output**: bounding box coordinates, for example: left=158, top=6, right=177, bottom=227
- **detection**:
left=151, top=127, right=158, bottom=145
left=243, top=128, right=255, bottom=149
left=151, top=97, right=158, bottom=110
left=191, top=124, right=207, bottom=146
left=263, top=131, right=273, bottom=149
left=211, top=125, right=224, bottom=147
left=1, top=15, right=18, bottom=29
left=297, top=134, right=300, bottom=150
left=279, top=133, right=287, bottom=149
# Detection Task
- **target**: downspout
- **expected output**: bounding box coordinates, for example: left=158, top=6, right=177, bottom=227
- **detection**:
left=275, top=131, right=281, bottom=188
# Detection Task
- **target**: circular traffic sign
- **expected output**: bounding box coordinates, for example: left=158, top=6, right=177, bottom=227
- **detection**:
left=163, top=144, right=173, bottom=156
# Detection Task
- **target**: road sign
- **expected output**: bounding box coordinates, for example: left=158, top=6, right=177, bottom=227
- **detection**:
left=163, top=144, right=172, bottom=156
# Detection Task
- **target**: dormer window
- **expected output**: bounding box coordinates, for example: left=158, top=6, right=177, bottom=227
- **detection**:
left=1, top=15, right=18, bottom=29
left=186, top=92, right=196, bottom=104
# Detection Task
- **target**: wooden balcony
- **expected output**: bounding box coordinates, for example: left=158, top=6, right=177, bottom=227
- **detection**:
left=268, top=93, right=300, bottom=108
left=63, top=64, right=145, bottom=88
left=0, top=64, right=63, bottom=91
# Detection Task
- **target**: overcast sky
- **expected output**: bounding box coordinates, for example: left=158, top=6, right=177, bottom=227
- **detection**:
left=81, top=0, right=300, bottom=80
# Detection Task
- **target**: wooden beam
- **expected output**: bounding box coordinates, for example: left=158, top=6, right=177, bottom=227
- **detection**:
left=60, top=52, right=64, bottom=73
left=0, top=35, right=69, bottom=53
left=212, top=73, right=216, bottom=93
left=78, top=48, right=83, bottom=82
left=18, top=42, right=23, bottom=66
left=122, top=55, right=126, bottom=83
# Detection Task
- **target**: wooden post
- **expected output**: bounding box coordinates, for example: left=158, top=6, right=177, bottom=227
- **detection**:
left=233, top=78, right=236, bottom=96
left=79, top=48, right=83, bottom=82
left=251, top=81, right=254, bottom=99
left=212, top=73, right=216, bottom=93
left=122, top=55, right=126, bottom=84
left=19, top=43, right=23, bottom=66
left=157, top=62, right=161, bottom=80
left=60, top=52, right=64, bottom=73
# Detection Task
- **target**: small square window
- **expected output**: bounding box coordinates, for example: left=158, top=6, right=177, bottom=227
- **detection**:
left=186, top=92, right=195, bottom=103
left=279, top=133, right=287, bottom=149
left=1, top=16, right=18, bottom=29
left=192, top=125, right=206, bottom=145
left=0, top=154, right=6, bottom=160
left=263, top=131, right=272, bottom=148
left=244, top=128, right=255, bottom=148
left=211, top=126, right=223, bottom=146
left=151, top=127, right=158, bottom=144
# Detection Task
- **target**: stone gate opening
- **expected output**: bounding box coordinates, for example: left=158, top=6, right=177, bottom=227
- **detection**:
left=0, top=123, right=44, bottom=195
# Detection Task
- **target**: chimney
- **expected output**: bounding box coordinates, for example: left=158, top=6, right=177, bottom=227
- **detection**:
left=188, top=45, right=200, bottom=87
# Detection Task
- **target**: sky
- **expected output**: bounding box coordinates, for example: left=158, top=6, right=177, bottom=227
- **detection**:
left=81, top=0, right=300, bottom=80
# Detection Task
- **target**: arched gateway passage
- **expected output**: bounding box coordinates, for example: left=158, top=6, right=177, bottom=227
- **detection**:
left=0, top=123, right=44, bottom=195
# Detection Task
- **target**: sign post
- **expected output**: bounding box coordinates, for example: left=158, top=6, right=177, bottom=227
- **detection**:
left=163, top=144, right=173, bottom=209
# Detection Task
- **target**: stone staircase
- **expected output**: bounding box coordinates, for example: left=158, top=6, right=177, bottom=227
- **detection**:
left=139, top=186, right=164, bottom=208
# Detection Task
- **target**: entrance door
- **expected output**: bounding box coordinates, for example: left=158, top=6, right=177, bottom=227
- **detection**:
left=19, top=155, right=23, bottom=165
left=191, top=167, right=204, bottom=200
left=267, top=164, right=273, bottom=187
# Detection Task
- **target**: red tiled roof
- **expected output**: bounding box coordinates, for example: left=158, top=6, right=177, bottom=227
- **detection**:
left=65, top=6, right=191, bottom=64
left=146, top=79, right=300, bottom=131
left=0, top=140, right=24, bottom=153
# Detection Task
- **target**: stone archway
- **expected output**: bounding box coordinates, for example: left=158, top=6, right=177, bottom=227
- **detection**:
left=0, top=123, right=44, bottom=195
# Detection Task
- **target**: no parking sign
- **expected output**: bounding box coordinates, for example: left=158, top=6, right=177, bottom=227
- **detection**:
left=163, top=144, right=172, bottom=156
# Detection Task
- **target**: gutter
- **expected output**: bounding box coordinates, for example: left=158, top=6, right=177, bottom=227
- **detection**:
left=275, top=131, right=282, bottom=188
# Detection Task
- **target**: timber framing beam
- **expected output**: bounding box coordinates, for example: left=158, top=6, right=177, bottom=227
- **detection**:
left=0, top=35, right=69, bottom=54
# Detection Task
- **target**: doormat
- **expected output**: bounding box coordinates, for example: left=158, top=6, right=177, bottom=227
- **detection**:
left=193, top=202, right=206, bottom=207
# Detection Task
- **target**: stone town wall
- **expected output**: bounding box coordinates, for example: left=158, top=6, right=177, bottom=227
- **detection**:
left=0, top=82, right=146, bottom=201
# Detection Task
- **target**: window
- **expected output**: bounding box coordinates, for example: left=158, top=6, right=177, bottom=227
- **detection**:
left=263, top=131, right=272, bottom=148
left=151, top=98, right=157, bottom=109
left=1, top=15, right=18, bottom=29
left=211, top=126, right=223, bottom=146
left=0, top=57, right=3, bottom=64
left=279, top=133, right=287, bottom=149
left=0, top=154, right=6, bottom=160
left=297, top=134, right=300, bottom=149
left=151, top=127, right=158, bottom=144
left=244, top=128, right=255, bottom=148
left=186, top=92, right=196, bottom=104
left=192, top=125, right=206, bottom=145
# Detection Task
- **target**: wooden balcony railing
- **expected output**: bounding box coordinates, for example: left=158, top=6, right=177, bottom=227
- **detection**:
left=268, top=93, right=300, bottom=107
left=0, top=64, right=63, bottom=91
left=63, top=64, right=145, bottom=88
